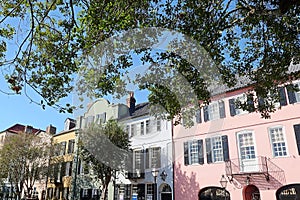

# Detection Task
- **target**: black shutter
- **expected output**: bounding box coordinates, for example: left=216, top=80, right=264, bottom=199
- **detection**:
left=229, top=99, right=236, bottom=116
left=204, top=106, right=209, bottom=122
left=205, top=138, right=212, bottom=164
left=219, top=101, right=226, bottom=118
left=184, top=142, right=189, bottom=165
left=258, top=97, right=265, bottom=107
left=222, top=135, right=230, bottom=161
left=157, top=147, right=161, bottom=168
left=293, top=124, right=300, bottom=155
left=140, top=150, right=145, bottom=172
left=278, top=87, right=287, bottom=106
left=287, top=84, right=297, bottom=104
left=145, top=149, right=149, bottom=169
left=247, top=95, right=255, bottom=112
left=196, top=109, right=202, bottom=123
left=198, top=140, right=204, bottom=164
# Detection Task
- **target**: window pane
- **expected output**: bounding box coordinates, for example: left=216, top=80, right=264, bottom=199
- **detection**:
left=270, top=127, right=287, bottom=157
left=211, top=136, right=223, bottom=162
left=190, top=141, right=199, bottom=164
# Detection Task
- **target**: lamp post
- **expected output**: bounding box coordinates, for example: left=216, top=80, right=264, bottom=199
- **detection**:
left=220, top=175, right=228, bottom=200
left=151, top=168, right=159, bottom=200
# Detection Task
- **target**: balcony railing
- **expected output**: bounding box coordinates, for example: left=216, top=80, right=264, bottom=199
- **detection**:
left=225, top=156, right=286, bottom=189
left=125, top=169, right=145, bottom=179
left=225, top=156, right=269, bottom=176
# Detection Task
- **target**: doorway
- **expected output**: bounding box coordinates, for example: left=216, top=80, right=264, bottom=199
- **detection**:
left=159, top=184, right=172, bottom=200
left=242, top=185, right=260, bottom=200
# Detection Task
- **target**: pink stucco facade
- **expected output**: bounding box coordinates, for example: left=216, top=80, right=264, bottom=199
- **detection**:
left=173, top=85, right=300, bottom=200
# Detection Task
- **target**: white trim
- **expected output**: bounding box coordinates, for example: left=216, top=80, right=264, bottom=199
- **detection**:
left=268, top=125, right=289, bottom=158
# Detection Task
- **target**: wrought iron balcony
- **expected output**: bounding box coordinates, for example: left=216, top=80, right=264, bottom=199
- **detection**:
left=225, top=156, right=286, bottom=190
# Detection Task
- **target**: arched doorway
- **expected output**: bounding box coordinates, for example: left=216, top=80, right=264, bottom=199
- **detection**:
left=198, top=187, right=230, bottom=200
left=276, top=184, right=300, bottom=200
left=159, top=184, right=172, bottom=200
left=242, top=185, right=260, bottom=200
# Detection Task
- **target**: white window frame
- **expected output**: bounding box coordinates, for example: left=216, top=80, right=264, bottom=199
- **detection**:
left=211, top=136, right=224, bottom=163
left=235, top=94, right=249, bottom=115
left=208, top=102, right=220, bottom=120
left=156, top=119, right=161, bottom=131
left=150, top=147, right=161, bottom=168
left=133, top=150, right=142, bottom=170
left=188, top=141, right=199, bottom=165
left=237, top=130, right=256, bottom=160
left=131, top=124, right=136, bottom=137
left=268, top=126, right=288, bottom=157
left=146, top=184, right=154, bottom=199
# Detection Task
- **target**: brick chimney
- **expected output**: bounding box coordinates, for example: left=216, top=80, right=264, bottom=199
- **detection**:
left=126, top=91, right=136, bottom=116
left=46, top=124, right=56, bottom=135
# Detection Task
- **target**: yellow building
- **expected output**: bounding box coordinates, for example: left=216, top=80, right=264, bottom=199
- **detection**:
left=47, top=118, right=77, bottom=200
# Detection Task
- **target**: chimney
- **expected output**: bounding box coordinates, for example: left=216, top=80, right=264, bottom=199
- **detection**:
left=46, top=124, right=57, bottom=135
left=126, top=91, right=136, bottom=116
left=24, top=125, right=33, bottom=134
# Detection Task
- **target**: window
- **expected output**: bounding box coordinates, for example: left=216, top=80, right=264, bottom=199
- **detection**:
left=146, top=147, right=161, bottom=168
left=85, top=116, right=94, bottom=128
left=257, top=88, right=286, bottom=109
left=92, top=189, right=100, bottom=198
left=65, top=162, right=73, bottom=176
left=146, top=120, right=150, bottom=134
left=238, top=132, right=256, bottom=160
left=60, top=142, right=67, bottom=155
left=229, top=94, right=255, bottom=116
left=204, top=100, right=225, bottom=122
left=124, top=185, right=131, bottom=200
left=205, top=135, right=229, bottom=163
left=190, top=141, right=199, bottom=164
left=211, top=137, right=224, bottom=162
left=269, top=127, right=287, bottom=157
left=96, top=112, right=106, bottom=124
left=140, top=122, right=144, bottom=135
left=146, top=184, right=154, bottom=200
left=195, top=109, right=202, bottom=123
left=131, top=124, right=136, bottom=137
left=184, top=140, right=204, bottom=165
left=157, top=119, right=161, bottom=131
left=287, top=82, right=300, bottom=104
left=134, top=150, right=143, bottom=170
left=67, top=139, right=75, bottom=154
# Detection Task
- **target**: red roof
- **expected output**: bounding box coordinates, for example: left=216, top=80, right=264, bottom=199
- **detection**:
left=4, top=124, right=43, bottom=135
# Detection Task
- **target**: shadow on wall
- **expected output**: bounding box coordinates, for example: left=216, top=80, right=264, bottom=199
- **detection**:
left=174, top=163, right=200, bottom=200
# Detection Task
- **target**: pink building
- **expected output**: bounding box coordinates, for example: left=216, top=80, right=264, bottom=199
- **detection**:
left=173, top=80, right=300, bottom=200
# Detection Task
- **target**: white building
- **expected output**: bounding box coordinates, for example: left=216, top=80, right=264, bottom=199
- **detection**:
left=115, top=93, right=174, bottom=200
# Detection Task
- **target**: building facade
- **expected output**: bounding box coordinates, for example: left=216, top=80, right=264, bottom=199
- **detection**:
left=173, top=80, right=300, bottom=200
left=0, top=124, right=55, bottom=200
left=46, top=118, right=76, bottom=200
left=75, top=98, right=129, bottom=200
left=115, top=94, right=174, bottom=200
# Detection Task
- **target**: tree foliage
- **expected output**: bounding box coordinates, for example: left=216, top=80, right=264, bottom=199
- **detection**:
left=79, top=120, right=130, bottom=200
left=0, top=133, right=51, bottom=200
left=0, top=0, right=299, bottom=121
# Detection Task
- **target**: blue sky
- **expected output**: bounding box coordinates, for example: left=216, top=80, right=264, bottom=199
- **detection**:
left=0, top=74, right=149, bottom=132
left=0, top=75, right=73, bottom=132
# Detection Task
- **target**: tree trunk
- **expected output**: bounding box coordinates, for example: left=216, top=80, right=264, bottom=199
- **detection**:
left=100, top=184, right=108, bottom=200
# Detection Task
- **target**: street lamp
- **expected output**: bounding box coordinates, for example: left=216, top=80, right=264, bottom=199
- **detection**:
left=152, top=168, right=159, bottom=200
left=160, top=170, right=167, bottom=181
left=220, top=175, right=228, bottom=200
